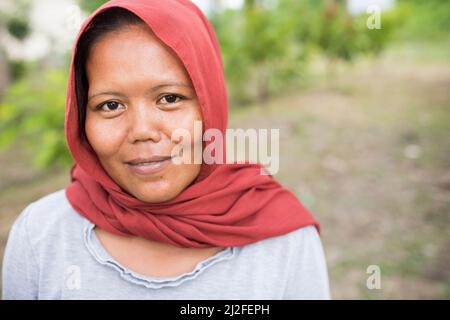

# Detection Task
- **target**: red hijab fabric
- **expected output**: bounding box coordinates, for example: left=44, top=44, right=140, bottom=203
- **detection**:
left=65, top=0, right=319, bottom=248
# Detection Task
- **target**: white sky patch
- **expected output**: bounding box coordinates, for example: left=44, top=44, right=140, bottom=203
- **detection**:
left=4, top=0, right=84, bottom=60
left=347, top=0, right=396, bottom=15
left=191, top=0, right=244, bottom=14
left=225, top=0, right=245, bottom=10
left=190, top=0, right=213, bottom=13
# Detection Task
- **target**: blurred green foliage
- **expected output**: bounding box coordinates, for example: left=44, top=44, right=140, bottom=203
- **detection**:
left=212, top=0, right=311, bottom=104
left=0, top=0, right=448, bottom=170
left=212, top=0, right=402, bottom=104
left=396, top=0, right=450, bottom=40
left=5, top=17, right=30, bottom=40
left=78, top=0, right=109, bottom=14
left=0, top=68, right=72, bottom=169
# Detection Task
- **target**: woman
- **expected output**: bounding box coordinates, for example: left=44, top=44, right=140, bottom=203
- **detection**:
left=2, top=0, right=330, bottom=299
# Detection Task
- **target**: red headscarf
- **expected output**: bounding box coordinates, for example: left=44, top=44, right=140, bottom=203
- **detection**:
left=65, top=0, right=319, bottom=248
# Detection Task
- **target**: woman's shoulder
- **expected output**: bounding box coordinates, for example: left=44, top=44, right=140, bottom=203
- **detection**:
left=247, top=224, right=322, bottom=252
left=7, top=188, right=85, bottom=247
left=251, top=225, right=330, bottom=299
left=2, top=189, right=88, bottom=299
left=281, top=224, right=321, bottom=243
left=238, top=224, right=325, bottom=267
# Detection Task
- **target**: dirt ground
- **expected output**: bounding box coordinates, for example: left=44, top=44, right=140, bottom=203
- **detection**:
left=1, top=49, right=449, bottom=299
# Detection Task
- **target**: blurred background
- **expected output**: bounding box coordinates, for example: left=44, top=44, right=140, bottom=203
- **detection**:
left=0, top=0, right=449, bottom=299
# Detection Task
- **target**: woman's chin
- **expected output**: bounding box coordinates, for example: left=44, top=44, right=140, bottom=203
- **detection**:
left=127, top=182, right=181, bottom=203
left=115, top=166, right=200, bottom=203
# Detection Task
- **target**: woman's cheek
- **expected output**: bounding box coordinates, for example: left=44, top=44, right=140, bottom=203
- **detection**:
left=86, top=118, right=126, bottom=157
left=167, top=107, right=202, bottom=140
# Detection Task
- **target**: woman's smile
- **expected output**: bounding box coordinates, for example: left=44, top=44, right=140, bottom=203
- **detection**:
left=124, top=155, right=173, bottom=176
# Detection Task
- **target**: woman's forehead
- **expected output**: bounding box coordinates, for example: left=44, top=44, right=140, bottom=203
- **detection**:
left=86, top=24, right=192, bottom=86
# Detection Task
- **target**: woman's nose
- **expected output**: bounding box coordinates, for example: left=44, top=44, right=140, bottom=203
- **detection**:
left=127, top=101, right=162, bottom=144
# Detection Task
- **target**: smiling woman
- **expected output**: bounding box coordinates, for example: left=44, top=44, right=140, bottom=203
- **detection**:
left=2, top=0, right=330, bottom=300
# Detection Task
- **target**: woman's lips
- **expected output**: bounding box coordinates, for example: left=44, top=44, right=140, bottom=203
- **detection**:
left=125, top=158, right=172, bottom=175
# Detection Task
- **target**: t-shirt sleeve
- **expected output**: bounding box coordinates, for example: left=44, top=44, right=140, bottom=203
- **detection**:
left=2, top=202, right=39, bottom=300
left=283, top=225, right=331, bottom=299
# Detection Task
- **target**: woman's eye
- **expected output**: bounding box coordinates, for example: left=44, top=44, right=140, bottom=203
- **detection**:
left=159, top=94, right=182, bottom=104
left=98, top=101, right=125, bottom=112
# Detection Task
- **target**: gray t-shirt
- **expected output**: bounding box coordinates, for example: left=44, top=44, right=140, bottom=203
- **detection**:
left=2, top=189, right=330, bottom=300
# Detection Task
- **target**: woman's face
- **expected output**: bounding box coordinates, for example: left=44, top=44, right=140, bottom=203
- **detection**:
left=85, top=24, right=202, bottom=203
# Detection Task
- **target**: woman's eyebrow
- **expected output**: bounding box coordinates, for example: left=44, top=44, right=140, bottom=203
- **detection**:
left=88, top=83, right=193, bottom=101
left=88, top=91, right=126, bottom=101
left=147, top=82, right=193, bottom=93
